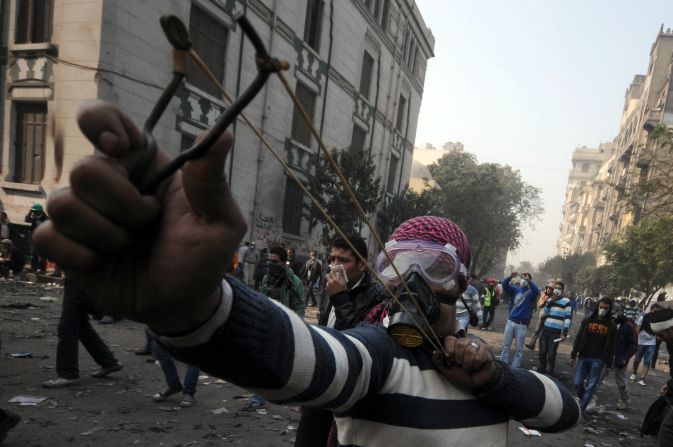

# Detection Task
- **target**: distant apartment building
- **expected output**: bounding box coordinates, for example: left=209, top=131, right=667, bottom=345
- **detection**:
left=557, top=142, right=615, bottom=256
left=558, top=26, right=673, bottom=258
left=0, top=0, right=434, bottom=255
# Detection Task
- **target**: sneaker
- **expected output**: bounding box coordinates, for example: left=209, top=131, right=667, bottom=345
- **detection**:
left=99, top=316, right=115, bottom=324
left=91, top=363, right=123, bottom=378
left=152, top=386, right=183, bottom=402
left=525, top=343, right=536, bottom=351
left=638, top=379, right=647, bottom=387
left=42, top=377, right=81, bottom=388
left=0, top=409, right=20, bottom=443
left=179, top=394, right=195, bottom=407
left=616, top=400, right=629, bottom=410
left=629, top=373, right=637, bottom=381
left=240, top=399, right=265, bottom=412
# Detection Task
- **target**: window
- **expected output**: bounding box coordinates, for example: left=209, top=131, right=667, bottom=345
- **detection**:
left=187, top=5, right=227, bottom=97
left=395, top=95, right=407, bottom=133
left=380, top=0, right=390, bottom=30
left=14, top=102, right=47, bottom=184
left=359, top=51, right=375, bottom=99
left=180, top=133, right=196, bottom=152
left=304, top=0, right=323, bottom=51
left=351, top=124, right=367, bottom=152
left=15, top=0, right=52, bottom=44
left=282, top=178, right=303, bottom=235
left=291, top=83, right=317, bottom=146
left=581, top=162, right=590, bottom=173
left=387, top=154, right=399, bottom=193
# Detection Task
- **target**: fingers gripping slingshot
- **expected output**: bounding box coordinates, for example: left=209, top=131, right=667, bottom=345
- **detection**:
left=131, top=15, right=288, bottom=194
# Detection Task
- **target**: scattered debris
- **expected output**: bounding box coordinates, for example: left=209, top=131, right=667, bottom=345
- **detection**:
left=7, top=352, right=32, bottom=358
left=8, top=395, right=48, bottom=406
left=81, top=426, right=104, bottom=436
left=209, top=407, right=229, bottom=415
left=519, top=426, right=541, bottom=437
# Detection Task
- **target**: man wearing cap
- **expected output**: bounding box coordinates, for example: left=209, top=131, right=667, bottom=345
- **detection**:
left=25, top=203, right=48, bottom=272
left=33, top=102, right=581, bottom=445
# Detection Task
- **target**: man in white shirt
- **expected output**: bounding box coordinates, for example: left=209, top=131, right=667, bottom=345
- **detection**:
left=630, top=303, right=660, bottom=386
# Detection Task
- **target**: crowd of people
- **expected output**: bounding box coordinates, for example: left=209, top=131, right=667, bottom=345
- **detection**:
left=1, top=102, right=672, bottom=445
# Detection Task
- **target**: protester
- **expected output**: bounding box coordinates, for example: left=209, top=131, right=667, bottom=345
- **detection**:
left=612, top=303, right=638, bottom=410
left=301, top=250, right=322, bottom=307
left=0, top=239, right=24, bottom=278
left=570, top=298, right=616, bottom=412
left=500, top=272, right=540, bottom=368
left=631, top=303, right=660, bottom=386
left=261, top=246, right=304, bottom=318
left=624, top=298, right=640, bottom=322
left=42, top=279, right=123, bottom=388
left=0, top=212, right=10, bottom=242
left=253, top=247, right=268, bottom=291
left=534, top=281, right=571, bottom=375
left=479, top=277, right=499, bottom=330
left=24, top=203, right=48, bottom=272
left=243, top=242, right=259, bottom=287
left=649, top=306, right=673, bottom=446
left=243, top=245, right=304, bottom=411
left=151, top=336, right=200, bottom=408
left=32, top=102, right=580, bottom=445
left=456, top=283, right=483, bottom=334
left=287, top=248, right=303, bottom=276
left=526, top=283, right=556, bottom=350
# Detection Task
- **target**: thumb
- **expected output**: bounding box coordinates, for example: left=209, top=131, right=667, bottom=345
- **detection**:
left=181, top=131, right=242, bottom=223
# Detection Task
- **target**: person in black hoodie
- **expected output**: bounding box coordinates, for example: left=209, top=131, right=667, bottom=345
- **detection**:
left=570, top=297, right=617, bottom=412
left=611, top=303, right=638, bottom=410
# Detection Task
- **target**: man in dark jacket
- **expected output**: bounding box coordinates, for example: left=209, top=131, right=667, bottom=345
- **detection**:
left=298, top=235, right=387, bottom=446
left=317, top=235, right=387, bottom=330
left=302, top=250, right=322, bottom=307
left=25, top=203, right=48, bottom=272
left=570, top=297, right=617, bottom=412
left=612, top=303, right=638, bottom=410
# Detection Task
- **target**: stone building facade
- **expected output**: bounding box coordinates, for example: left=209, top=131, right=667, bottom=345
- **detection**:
left=557, top=142, right=615, bottom=256
left=557, top=26, right=673, bottom=259
left=0, top=0, right=434, bottom=257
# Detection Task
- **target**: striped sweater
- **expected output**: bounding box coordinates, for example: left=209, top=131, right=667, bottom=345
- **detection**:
left=540, top=296, right=573, bottom=336
left=160, top=277, right=580, bottom=447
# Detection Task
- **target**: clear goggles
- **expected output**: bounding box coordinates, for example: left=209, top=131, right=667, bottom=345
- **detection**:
left=375, top=240, right=465, bottom=286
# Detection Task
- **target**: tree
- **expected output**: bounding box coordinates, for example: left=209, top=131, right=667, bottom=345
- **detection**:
left=537, top=253, right=596, bottom=292
left=376, top=187, right=433, bottom=242
left=303, top=146, right=381, bottom=247
left=618, top=125, right=673, bottom=221
left=603, top=217, right=673, bottom=308
left=574, top=264, right=627, bottom=298
left=426, top=151, right=543, bottom=277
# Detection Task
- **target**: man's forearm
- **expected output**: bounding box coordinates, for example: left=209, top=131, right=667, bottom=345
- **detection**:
left=476, top=363, right=580, bottom=432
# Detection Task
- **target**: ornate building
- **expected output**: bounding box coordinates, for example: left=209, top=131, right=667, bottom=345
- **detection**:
left=0, top=0, right=434, bottom=255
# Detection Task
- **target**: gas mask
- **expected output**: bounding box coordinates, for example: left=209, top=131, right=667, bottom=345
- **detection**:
left=387, top=272, right=440, bottom=348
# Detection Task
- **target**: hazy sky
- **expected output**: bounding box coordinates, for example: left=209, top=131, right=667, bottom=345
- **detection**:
left=413, top=0, right=671, bottom=268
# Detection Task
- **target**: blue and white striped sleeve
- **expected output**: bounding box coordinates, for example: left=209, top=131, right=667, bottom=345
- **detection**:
left=476, top=362, right=581, bottom=432
left=158, top=276, right=393, bottom=411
